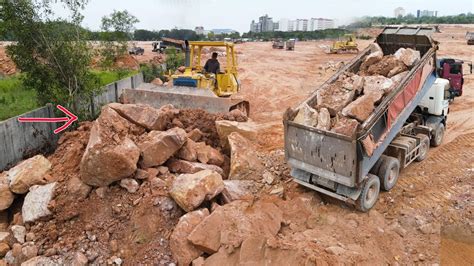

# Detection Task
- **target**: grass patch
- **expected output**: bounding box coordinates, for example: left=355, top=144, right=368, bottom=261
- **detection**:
left=0, top=75, right=39, bottom=121
left=0, top=70, right=139, bottom=121
left=91, top=69, right=139, bottom=87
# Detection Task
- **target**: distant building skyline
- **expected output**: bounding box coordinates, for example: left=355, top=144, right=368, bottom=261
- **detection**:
left=417, top=10, right=438, bottom=18
left=394, top=7, right=406, bottom=17
left=250, top=15, right=335, bottom=33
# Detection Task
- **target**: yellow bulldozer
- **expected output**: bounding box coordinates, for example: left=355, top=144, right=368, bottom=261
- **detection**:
left=121, top=41, right=249, bottom=115
left=329, top=34, right=359, bottom=54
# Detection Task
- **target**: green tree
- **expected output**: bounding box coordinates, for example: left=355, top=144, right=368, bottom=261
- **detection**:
left=0, top=0, right=99, bottom=117
left=99, top=10, right=139, bottom=68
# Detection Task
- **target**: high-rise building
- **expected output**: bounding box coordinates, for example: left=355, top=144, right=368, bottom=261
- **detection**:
left=278, top=18, right=289, bottom=32
left=394, top=7, right=406, bottom=17
left=296, top=19, right=309, bottom=31
left=417, top=10, right=438, bottom=18
left=309, top=18, right=335, bottom=31
left=250, top=15, right=274, bottom=32
left=194, top=26, right=205, bottom=35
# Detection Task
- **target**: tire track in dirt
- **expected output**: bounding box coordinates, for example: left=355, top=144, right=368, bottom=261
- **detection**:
left=394, top=133, right=474, bottom=210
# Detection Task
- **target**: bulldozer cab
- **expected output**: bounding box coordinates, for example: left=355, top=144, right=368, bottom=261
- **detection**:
left=172, top=41, right=240, bottom=97
left=329, top=34, right=359, bottom=54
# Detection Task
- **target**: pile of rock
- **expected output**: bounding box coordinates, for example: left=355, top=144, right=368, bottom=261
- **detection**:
left=293, top=43, right=420, bottom=137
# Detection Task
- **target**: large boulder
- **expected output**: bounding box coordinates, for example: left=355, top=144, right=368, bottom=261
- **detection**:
left=170, top=170, right=224, bottom=212
left=7, top=155, right=51, bottom=194
left=167, top=159, right=224, bottom=176
left=221, top=180, right=258, bottom=203
left=215, top=120, right=258, bottom=150
left=228, top=133, right=264, bottom=181
left=170, top=209, right=210, bottom=266
left=79, top=106, right=142, bottom=187
left=187, top=200, right=283, bottom=254
left=293, top=103, right=318, bottom=128
left=316, top=82, right=355, bottom=116
left=138, top=128, right=187, bottom=168
left=363, top=55, right=408, bottom=78
left=360, top=44, right=384, bottom=72
left=109, top=103, right=177, bottom=131
left=394, top=47, right=420, bottom=67
left=22, top=182, right=56, bottom=223
left=331, top=117, right=360, bottom=137
left=177, top=139, right=198, bottom=162
left=363, top=75, right=395, bottom=97
left=0, top=174, right=14, bottom=211
left=342, top=94, right=377, bottom=123
left=316, top=107, right=331, bottom=131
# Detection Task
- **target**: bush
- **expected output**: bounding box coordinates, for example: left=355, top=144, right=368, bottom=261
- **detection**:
left=165, top=49, right=185, bottom=72
left=140, top=63, right=165, bottom=83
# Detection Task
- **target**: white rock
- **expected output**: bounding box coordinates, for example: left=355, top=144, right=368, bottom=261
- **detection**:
left=119, top=178, right=139, bottom=193
left=0, top=231, right=9, bottom=242
left=22, top=182, right=56, bottom=223
left=7, top=155, right=51, bottom=194
left=11, top=225, right=26, bottom=243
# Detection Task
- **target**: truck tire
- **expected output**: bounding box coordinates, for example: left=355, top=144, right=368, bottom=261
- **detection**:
left=431, top=123, right=445, bottom=147
left=415, top=134, right=430, bottom=162
left=378, top=156, right=400, bottom=191
left=356, top=174, right=380, bottom=212
left=370, top=155, right=387, bottom=175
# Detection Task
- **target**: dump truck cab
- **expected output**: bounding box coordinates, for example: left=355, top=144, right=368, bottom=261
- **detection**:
left=437, top=58, right=473, bottom=97
left=171, top=41, right=240, bottom=98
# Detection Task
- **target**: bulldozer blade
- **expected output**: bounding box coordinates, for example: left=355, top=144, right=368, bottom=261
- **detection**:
left=120, top=84, right=249, bottom=114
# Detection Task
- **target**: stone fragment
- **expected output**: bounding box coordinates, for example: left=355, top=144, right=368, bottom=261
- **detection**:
left=390, top=71, right=409, bottom=85
left=394, top=47, right=420, bottom=67
left=361, top=134, right=376, bottom=157
left=364, top=55, right=408, bottom=77
left=187, top=200, right=283, bottom=254
left=215, top=120, right=258, bottom=150
left=364, top=75, right=395, bottom=96
left=316, top=108, right=331, bottom=131
left=0, top=174, right=14, bottom=211
left=192, top=257, right=205, bottom=266
left=22, top=183, right=56, bottom=223
left=0, top=242, right=9, bottom=257
left=351, top=74, right=365, bottom=94
left=151, top=78, right=163, bottom=85
left=167, top=159, right=224, bottom=176
left=360, top=51, right=384, bottom=72
left=194, top=142, right=224, bottom=166
left=331, top=117, right=360, bottom=137
left=156, top=166, right=169, bottom=175
left=293, top=103, right=318, bottom=128
left=66, top=177, right=91, bottom=200
left=119, top=178, right=139, bottom=193
left=187, top=128, right=204, bottom=142
left=316, top=83, right=355, bottom=116
left=177, top=139, right=198, bottom=162
left=170, top=209, right=210, bottom=266
left=109, top=103, right=176, bottom=131
left=138, top=128, right=187, bottom=168
left=95, top=187, right=107, bottom=199
left=7, top=155, right=51, bottom=194
left=134, top=169, right=150, bottom=180
left=0, top=232, right=9, bottom=243
left=228, top=133, right=264, bottom=181
left=11, top=225, right=26, bottom=243
left=221, top=180, right=258, bottom=203
left=342, top=95, right=377, bottom=123
left=325, top=246, right=346, bottom=256
left=239, top=237, right=267, bottom=264
left=170, top=170, right=224, bottom=212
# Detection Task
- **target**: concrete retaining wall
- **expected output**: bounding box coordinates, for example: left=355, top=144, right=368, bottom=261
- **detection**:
left=0, top=72, right=144, bottom=171
left=0, top=105, right=59, bottom=171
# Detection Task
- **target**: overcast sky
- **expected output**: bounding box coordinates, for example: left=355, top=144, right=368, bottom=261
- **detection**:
left=52, top=0, right=473, bottom=33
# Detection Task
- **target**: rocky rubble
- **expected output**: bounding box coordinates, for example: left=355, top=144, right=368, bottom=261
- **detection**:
left=292, top=44, right=421, bottom=141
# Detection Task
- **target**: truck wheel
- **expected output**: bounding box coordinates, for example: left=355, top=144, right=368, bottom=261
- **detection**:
left=356, top=174, right=380, bottom=212
left=431, top=123, right=445, bottom=147
left=378, top=156, right=400, bottom=191
left=415, top=134, right=430, bottom=162
left=370, top=155, right=387, bottom=175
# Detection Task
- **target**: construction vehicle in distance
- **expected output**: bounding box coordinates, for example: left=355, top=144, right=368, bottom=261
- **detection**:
left=272, top=39, right=285, bottom=49
left=286, top=39, right=295, bottom=50
left=128, top=46, right=144, bottom=55
left=284, top=27, right=448, bottom=212
left=329, top=34, right=359, bottom=54
left=438, top=58, right=473, bottom=98
left=121, top=41, right=249, bottom=115
left=152, top=38, right=186, bottom=53
left=466, top=32, right=474, bottom=45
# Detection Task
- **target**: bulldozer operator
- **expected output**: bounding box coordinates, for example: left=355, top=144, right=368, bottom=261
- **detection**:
left=203, top=52, right=221, bottom=74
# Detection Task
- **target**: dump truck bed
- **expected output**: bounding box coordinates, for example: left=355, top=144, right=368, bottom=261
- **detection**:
left=284, top=27, right=438, bottom=195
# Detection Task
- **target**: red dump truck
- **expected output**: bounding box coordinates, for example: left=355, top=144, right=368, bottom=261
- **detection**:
left=284, top=27, right=450, bottom=211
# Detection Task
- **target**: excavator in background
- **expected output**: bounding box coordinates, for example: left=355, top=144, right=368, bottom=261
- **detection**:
left=329, top=34, right=359, bottom=54
left=121, top=41, right=250, bottom=115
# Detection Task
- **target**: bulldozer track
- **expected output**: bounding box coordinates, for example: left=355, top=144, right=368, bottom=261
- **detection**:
left=394, top=133, right=474, bottom=210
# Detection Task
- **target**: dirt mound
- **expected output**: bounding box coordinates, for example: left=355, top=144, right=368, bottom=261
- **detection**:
left=114, top=54, right=140, bottom=70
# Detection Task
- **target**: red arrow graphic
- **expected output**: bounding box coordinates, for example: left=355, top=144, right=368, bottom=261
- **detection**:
left=18, top=105, right=78, bottom=134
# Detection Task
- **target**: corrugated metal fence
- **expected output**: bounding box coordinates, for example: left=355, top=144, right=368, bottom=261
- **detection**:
left=0, top=73, right=143, bottom=171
